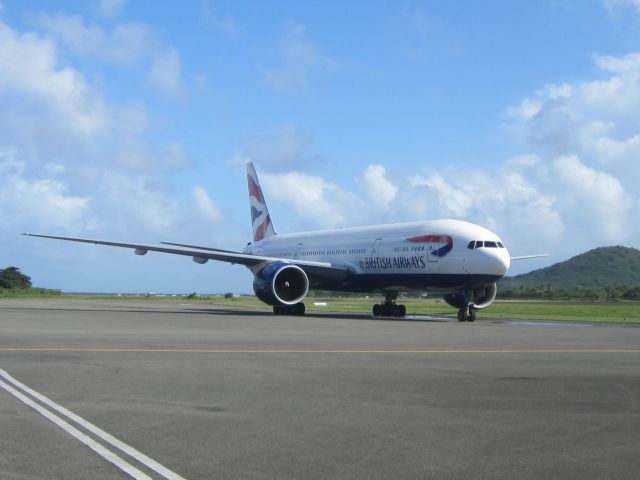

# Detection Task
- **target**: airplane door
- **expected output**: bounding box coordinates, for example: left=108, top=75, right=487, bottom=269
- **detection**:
left=371, top=238, right=383, bottom=257
left=294, top=243, right=303, bottom=259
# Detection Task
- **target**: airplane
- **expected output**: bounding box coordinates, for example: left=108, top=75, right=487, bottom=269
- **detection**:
left=23, top=163, right=544, bottom=322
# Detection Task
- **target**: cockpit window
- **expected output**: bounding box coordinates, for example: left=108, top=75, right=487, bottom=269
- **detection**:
left=469, top=240, right=506, bottom=249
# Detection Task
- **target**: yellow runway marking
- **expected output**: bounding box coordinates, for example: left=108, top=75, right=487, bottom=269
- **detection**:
left=0, top=348, right=639, bottom=354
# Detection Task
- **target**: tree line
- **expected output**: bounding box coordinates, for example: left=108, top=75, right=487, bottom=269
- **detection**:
left=0, top=267, right=32, bottom=290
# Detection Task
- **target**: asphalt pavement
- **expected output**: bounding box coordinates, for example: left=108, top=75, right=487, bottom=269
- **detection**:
left=1, top=299, right=639, bottom=480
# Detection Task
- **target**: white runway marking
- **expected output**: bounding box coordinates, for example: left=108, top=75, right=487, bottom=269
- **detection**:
left=0, top=369, right=187, bottom=480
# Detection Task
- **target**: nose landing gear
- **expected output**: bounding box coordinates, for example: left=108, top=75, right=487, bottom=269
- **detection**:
left=457, top=305, right=476, bottom=322
left=372, top=292, right=407, bottom=318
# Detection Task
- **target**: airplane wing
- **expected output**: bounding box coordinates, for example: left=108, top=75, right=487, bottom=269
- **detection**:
left=159, top=242, right=238, bottom=253
left=510, top=254, right=548, bottom=261
left=21, top=233, right=333, bottom=269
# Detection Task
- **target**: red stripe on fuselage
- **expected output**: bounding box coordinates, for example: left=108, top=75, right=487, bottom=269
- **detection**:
left=407, top=234, right=453, bottom=244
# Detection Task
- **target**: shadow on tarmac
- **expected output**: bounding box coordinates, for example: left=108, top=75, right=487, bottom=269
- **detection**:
left=195, top=306, right=454, bottom=323
left=0, top=301, right=454, bottom=323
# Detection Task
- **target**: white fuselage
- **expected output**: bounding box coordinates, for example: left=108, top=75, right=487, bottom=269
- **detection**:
left=244, top=219, right=510, bottom=293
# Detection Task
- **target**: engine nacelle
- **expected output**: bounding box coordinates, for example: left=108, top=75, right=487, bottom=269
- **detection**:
left=253, top=262, right=309, bottom=306
left=443, top=283, right=498, bottom=310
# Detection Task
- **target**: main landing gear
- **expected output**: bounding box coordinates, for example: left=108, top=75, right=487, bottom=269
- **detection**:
left=372, top=292, right=407, bottom=318
left=273, top=303, right=305, bottom=315
left=457, top=306, right=476, bottom=322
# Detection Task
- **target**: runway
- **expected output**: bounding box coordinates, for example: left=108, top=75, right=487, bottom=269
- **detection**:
left=1, top=299, right=639, bottom=479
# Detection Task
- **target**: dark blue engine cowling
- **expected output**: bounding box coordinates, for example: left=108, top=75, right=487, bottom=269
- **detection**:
left=253, top=262, right=309, bottom=306
left=443, top=283, right=498, bottom=310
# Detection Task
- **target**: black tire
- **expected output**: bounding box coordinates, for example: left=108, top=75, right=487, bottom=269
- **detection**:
left=458, top=309, right=466, bottom=322
left=273, top=306, right=282, bottom=315
left=295, top=303, right=305, bottom=315
left=399, top=305, right=406, bottom=317
left=373, top=304, right=381, bottom=316
left=468, top=308, right=476, bottom=322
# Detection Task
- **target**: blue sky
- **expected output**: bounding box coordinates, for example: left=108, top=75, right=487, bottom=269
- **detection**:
left=1, top=0, right=639, bottom=293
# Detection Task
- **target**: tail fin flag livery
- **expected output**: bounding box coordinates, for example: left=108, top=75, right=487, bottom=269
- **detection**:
left=22, top=162, right=547, bottom=320
left=246, top=162, right=276, bottom=242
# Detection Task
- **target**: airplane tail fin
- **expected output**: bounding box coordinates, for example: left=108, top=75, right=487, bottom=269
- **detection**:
left=246, top=163, right=277, bottom=242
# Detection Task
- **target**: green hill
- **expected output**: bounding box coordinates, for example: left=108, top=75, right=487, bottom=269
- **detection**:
left=501, top=246, right=640, bottom=290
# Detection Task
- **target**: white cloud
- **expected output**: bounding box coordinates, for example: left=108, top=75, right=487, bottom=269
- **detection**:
left=0, top=16, right=211, bottom=244
left=99, top=0, right=128, bottom=18
left=91, top=171, right=182, bottom=234
left=400, top=161, right=565, bottom=250
left=34, top=13, right=156, bottom=65
left=0, top=19, right=190, bottom=174
left=506, top=51, right=640, bottom=190
left=552, top=155, right=632, bottom=242
left=261, top=172, right=362, bottom=229
left=147, top=48, right=184, bottom=96
left=0, top=21, right=110, bottom=141
left=263, top=23, right=339, bottom=91
left=0, top=152, right=90, bottom=231
left=359, top=165, right=398, bottom=208
left=408, top=173, right=472, bottom=217
left=594, top=52, right=640, bottom=73
left=506, top=97, right=542, bottom=121
left=34, top=12, right=185, bottom=97
left=603, top=0, right=640, bottom=14
left=192, top=187, right=222, bottom=222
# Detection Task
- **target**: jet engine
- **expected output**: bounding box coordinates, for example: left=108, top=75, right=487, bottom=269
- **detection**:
left=443, top=282, right=498, bottom=310
left=253, top=262, right=309, bottom=306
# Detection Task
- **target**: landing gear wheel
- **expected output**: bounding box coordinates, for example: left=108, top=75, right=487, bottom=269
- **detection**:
left=457, top=307, right=476, bottom=322
left=468, top=308, right=476, bottom=322
left=373, top=302, right=407, bottom=318
left=373, top=291, right=407, bottom=318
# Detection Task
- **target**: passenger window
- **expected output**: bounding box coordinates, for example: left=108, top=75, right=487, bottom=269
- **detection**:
left=485, top=241, right=497, bottom=248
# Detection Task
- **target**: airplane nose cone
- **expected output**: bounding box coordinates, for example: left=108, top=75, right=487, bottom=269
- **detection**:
left=486, top=249, right=510, bottom=277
